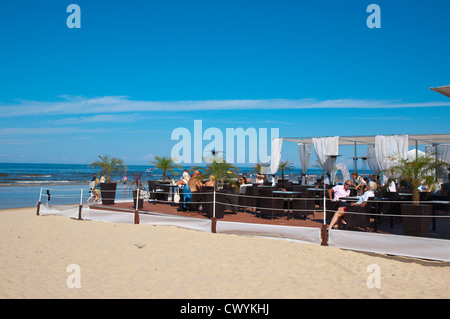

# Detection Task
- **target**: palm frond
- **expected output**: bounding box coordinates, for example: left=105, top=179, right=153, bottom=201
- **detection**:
left=88, top=155, right=127, bottom=183
left=385, top=152, right=445, bottom=204
left=150, top=156, right=182, bottom=180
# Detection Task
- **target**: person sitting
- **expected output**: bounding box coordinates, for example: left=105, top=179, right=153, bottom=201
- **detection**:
left=241, top=172, right=249, bottom=184
left=255, top=174, right=264, bottom=185
left=188, top=170, right=204, bottom=211
left=418, top=181, right=430, bottom=192
left=328, top=181, right=377, bottom=230
left=188, top=170, right=203, bottom=192
left=326, top=180, right=352, bottom=217
left=176, top=171, right=191, bottom=212
left=360, top=177, right=370, bottom=193
left=205, top=175, right=215, bottom=187
left=442, top=173, right=450, bottom=191
left=328, top=180, right=352, bottom=202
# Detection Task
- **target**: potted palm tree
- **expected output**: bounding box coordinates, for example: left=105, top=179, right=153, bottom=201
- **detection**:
left=250, top=162, right=268, bottom=175
left=88, top=155, right=127, bottom=205
left=192, top=156, right=240, bottom=218
left=150, top=155, right=182, bottom=202
left=192, top=156, right=240, bottom=190
left=385, top=152, right=445, bottom=237
left=279, top=159, right=295, bottom=182
left=150, top=155, right=182, bottom=181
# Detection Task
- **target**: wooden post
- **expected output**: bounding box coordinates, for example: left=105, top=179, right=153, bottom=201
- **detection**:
left=134, top=189, right=140, bottom=224
left=211, top=217, right=217, bottom=233
left=321, top=224, right=329, bottom=246
left=36, top=187, right=42, bottom=216
left=134, top=210, right=140, bottom=224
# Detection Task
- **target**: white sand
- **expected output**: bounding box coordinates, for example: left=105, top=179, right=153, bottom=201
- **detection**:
left=0, top=207, right=449, bottom=299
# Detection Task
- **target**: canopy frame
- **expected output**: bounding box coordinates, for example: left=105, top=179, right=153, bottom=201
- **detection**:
left=279, top=133, right=450, bottom=180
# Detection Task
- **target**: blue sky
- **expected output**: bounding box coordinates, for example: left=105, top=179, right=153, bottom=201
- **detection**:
left=0, top=0, right=449, bottom=169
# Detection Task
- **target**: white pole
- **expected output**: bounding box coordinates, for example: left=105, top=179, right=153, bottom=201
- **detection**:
left=78, top=187, right=84, bottom=220
left=323, top=187, right=326, bottom=225
left=213, top=188, right=216, bottom=219
left=136, top=188, right=140, bottom=210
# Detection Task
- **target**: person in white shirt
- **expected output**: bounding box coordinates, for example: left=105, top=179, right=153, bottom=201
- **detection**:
left=255, top=174, right=264, bottom=184
left=328, top=181, right=377, bottom=230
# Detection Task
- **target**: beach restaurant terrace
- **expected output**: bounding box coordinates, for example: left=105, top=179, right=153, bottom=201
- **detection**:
left=37, top=131, right=450, bottom=262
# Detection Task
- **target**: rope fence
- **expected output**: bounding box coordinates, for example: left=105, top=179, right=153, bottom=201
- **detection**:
left=36, top=185, right=450, bottom=220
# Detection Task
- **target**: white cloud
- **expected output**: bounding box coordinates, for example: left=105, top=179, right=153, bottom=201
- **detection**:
left=1, top=96, right=450, bottom=118
left=0, top=138, right=38, bottom=145
left=50, top=113, right=140, bottom=125
left=0, top=127, right=120, bottom=135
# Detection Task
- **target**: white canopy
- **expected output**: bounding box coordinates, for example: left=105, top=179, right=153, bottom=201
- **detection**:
left=272, top=133, right=450, bottom=184
left=269, top=137, right=283, bottom=175
left=297, top=143, right=311, bottom=184
left=312, top=136, right=340, bottom=183
left=375, top=134, right=409, bottom=183
left=283, top=134, right=450, bottom=146
left=431, top=85, right=450, bottom=98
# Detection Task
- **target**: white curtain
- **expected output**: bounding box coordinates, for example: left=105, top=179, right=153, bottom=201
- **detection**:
left=375, top=134, right=408, bottom=184
left=426, top=144, right=450, bottom=163
left=270, top=137, right=283, bottom=175
left=366, top=144, right=380, bottom=174
left=426, top=144, right=450, bottom=182
left=334, top=162, right=351, bottom=184
left=312, top=136, right=340, bottom=183
left=297, top=143, right=311, bottom=184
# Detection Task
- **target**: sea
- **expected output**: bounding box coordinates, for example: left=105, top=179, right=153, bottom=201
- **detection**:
left=0, top=162, right=333, bottom=209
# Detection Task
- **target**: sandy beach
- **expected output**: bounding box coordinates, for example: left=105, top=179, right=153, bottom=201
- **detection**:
left=0, top=207, right=449, bottom=299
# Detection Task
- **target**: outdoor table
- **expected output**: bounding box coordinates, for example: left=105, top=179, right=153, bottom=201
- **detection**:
left=158, top=183, right=179, bottom=204
left=307, top=188, right=327, bottom=197
left=273, top=191, right=303, bottom=219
